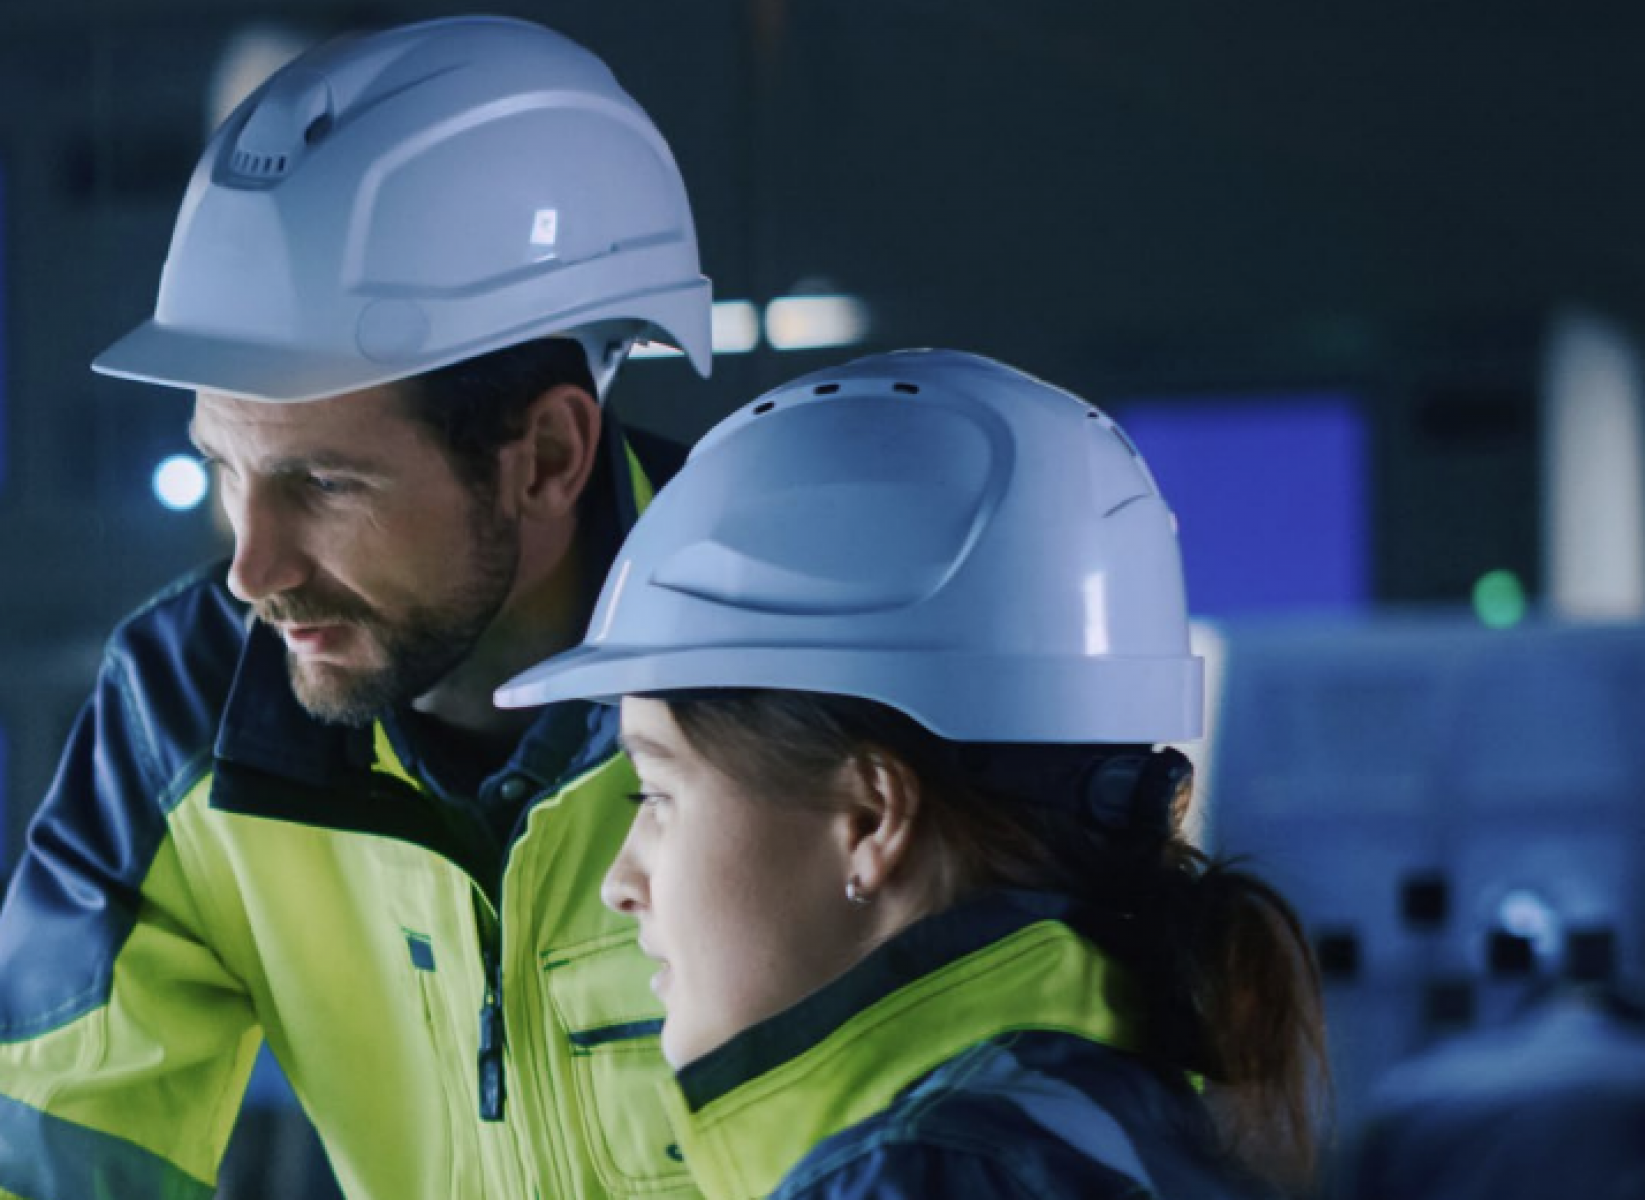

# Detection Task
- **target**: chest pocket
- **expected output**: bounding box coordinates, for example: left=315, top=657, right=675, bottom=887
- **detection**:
left=542, top=929, right=696, bottom=1196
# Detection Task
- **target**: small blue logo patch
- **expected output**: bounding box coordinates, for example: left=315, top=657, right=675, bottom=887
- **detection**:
left=405, top=932, right=436, bottom=972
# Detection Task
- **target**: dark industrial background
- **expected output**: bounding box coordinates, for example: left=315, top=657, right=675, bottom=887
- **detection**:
left=3, top=1, right=1644, bottom=1195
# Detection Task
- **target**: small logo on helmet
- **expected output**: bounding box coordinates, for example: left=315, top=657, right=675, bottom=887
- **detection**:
left=530, top=208, right=560, bottom=250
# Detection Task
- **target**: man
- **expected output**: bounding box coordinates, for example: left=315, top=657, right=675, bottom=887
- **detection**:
left=0, top=17, right=710, bottom=1199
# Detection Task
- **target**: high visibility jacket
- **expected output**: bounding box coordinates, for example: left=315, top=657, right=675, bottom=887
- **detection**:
left=0, top=441, right=696, bottom=1199
left=661, top=891, right=1276, bottom=1200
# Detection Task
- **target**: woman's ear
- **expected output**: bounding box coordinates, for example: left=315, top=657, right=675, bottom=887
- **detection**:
left=841, top=752, right=923, bottom=897
left=500, top=383, right=601, bottom=521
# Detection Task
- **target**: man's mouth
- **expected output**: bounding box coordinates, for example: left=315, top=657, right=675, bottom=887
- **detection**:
left=278, top=622, right=354, bottom=658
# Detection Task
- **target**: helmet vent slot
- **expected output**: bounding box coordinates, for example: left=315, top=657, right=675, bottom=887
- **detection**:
left=812, top=383, right=840, bottom=395
left=753, top=401, right=776, bottom=415
left=893, top=382, right=920, bottom=394
left=229, top=150, right=290, bottom=179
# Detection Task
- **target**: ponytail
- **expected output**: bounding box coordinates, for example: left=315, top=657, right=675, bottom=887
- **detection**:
left=934, top=771, right=1332, bottom=1194
left=1159, top=850, right=1331, bottom=1194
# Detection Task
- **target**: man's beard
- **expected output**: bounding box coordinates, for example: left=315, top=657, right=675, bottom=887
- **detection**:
left=257, top=498, right=521, bottom=727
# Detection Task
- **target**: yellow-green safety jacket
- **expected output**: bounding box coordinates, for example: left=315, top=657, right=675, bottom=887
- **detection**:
left=660, top=891, right=1275, bottom=1199
left=0, top=440, right=695, bottom=1199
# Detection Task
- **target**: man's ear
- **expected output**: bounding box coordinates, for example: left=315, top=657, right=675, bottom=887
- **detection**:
left=501, top=383, right=601, bottom=521
left=841, top=751, right=923, bottom=895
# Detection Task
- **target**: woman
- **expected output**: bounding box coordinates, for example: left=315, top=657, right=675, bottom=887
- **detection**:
left=498, top=350, right=1329, bottom=1198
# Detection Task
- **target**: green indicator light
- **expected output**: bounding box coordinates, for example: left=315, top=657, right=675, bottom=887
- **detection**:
left=1473, top=569, right=1527, bottom=629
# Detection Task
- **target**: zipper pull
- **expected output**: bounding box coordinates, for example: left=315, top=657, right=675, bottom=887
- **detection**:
left=478, top=951, right=507, bottom=1122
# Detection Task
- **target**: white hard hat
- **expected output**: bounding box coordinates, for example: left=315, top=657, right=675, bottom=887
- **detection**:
left=498, top=349, right=1203, bottom=743
left=94, top=15, right=710, bottom=402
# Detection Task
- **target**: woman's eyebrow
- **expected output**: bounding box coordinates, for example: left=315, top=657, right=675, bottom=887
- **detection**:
left=618, top=732, right=676, bottom=761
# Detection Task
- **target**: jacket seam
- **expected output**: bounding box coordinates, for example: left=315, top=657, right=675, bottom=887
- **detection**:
left=889, top=1038, right=1012, bottom=1130
left=107, top=645, right=167, bottom=803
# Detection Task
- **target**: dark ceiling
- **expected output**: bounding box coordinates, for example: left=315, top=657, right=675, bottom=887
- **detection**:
left=6, top=0, right=1644, bottom=384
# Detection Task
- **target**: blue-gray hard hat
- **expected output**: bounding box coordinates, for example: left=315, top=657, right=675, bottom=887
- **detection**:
left=94, top=16, right=711, bottom=402
left=498, top=349, right=1203, bottom=743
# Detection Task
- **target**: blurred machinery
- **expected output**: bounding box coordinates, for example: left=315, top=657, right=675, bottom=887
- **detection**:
left=1207, top=615, right=1645, bottom=1139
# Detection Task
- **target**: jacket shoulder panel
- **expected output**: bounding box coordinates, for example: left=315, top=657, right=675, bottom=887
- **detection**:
left=774, top=1039, right=1158, bottom=1199
left=0, top=563, right=246, bottom=1038
left=104, top=560, right=247, bottom=807
left=0, top=1089, right=216, bottom=1199
left=773, top=1125, right=1149, bottom=1200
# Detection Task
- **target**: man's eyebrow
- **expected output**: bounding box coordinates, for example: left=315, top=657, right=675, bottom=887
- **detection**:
left=184, top=426, right=386, bottom=476
left=263, top=449, right=389, bottom=476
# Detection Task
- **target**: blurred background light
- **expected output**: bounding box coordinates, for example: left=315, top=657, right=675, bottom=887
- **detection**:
left=627, top=341, right=684, bottom=360
left=1472, top=568, right=1527, bottom=629
left=764, top=294, right=870, bottom=351
left=632, top=299, right=762, bottom=359
left=1496, top=887, right=1562, bottom=958
left=208, top=23, right=314, bottom=132
left=152, top=455, right=209, bottom=512
left=711, top=299, right=761, bottom=354
left=1543, top=310, right=1645, bottom=621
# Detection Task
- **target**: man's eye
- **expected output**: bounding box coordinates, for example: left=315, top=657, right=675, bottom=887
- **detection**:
left=626, top=791, right=668, bottom=809
left=307, top=475, right=352, bottom=496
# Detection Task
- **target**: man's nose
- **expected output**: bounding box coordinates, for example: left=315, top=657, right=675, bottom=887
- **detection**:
left=224, top=485, right=312, bottom=604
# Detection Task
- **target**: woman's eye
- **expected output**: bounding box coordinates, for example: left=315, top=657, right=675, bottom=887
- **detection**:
left=626, top=790, right=668, bottom=809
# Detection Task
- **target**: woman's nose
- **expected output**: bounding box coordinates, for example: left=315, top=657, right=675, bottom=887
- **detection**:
left=601, top=831, right=649, bottom=916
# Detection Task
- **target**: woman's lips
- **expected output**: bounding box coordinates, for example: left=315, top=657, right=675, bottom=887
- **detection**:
left=639, top=939, right=672, bottom=997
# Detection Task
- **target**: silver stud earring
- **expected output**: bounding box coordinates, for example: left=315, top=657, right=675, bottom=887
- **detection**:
left=846, top=876, right=874, bottom=907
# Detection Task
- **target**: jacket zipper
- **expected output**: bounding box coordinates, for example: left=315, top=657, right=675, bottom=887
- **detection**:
left=478, top=946, right=506, bottom=1121
left=474, top=893, right=507, bottom=1122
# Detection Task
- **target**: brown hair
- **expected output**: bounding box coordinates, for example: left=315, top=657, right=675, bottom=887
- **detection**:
left=662, top=688, right=1331, bottom=1195
left=399, top=336, right=597, bottom=492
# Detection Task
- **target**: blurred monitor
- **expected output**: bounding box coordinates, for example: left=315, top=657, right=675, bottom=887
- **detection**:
left=1114, top=392, right=1368, bottom=617
left=1207, top=615, right=1645, bottom=1134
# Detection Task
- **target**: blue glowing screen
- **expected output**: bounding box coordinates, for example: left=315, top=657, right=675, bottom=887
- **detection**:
left=1113, top=393, right=1368, bottom=616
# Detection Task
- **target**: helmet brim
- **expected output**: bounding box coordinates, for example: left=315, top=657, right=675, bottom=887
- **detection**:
left=93, top=321, right=396, bottom=403
left=496, top=641, right=1204, bottom=745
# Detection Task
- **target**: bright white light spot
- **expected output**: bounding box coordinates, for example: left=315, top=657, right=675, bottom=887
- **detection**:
left=627, top=341, right=683, bottom=360
left=207, top=24, right=315, bottom=133
left=631, top=300, right=763, bottom=359
left=765, top=294, right=870, bottom=351
left=1497, top=888, right=1561, bottom=956
left=711, top=301, right=760, bottom=354
left=153, top=455, right=209, bottom=512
